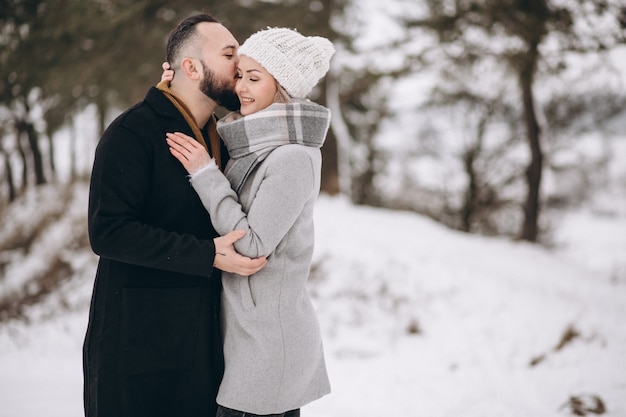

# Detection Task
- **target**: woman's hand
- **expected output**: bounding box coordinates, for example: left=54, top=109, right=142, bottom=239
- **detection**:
left=161, top=62, right=174, bottom=82
left=166, top=132, right=212, bottom=174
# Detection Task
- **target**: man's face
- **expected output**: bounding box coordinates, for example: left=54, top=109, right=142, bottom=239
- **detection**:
left=195, top=23, right=240, bottom=110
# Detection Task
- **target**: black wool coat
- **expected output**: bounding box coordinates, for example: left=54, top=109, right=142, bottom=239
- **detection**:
left=83, top=87, right=228, bottom=417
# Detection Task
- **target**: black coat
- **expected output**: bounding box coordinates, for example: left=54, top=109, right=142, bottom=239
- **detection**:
left=83, top=87, right=227, bottom=417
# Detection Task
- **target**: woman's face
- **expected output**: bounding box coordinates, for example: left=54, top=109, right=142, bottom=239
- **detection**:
left=235, top=55, right=278, bottom=116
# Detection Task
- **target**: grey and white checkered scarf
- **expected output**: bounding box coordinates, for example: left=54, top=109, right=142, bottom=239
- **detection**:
left=217, top=99, right=331, bottom=193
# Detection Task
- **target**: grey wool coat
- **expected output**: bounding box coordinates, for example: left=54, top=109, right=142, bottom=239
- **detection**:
left=84, top=86, right=227, bottom=417
left=189, top=104, right=331, bottom=414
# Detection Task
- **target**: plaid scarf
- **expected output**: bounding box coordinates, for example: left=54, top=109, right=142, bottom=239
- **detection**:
left=218, top=99, right=331, bottom=193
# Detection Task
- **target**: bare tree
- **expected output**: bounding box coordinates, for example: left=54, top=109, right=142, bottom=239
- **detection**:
left=404, top=0, right=626, bottom=242
left=1, top=0, right=354, bottom=201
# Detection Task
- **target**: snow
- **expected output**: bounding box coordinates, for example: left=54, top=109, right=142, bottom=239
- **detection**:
left=1, top=193, right=625, bottom=417
left=2, top=2, right=626, bottom=413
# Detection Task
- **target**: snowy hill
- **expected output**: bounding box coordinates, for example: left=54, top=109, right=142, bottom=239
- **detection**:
left=1, top=188, right=625, bottom=417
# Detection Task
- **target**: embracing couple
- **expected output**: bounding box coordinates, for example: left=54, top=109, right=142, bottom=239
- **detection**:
left=83, top=13, right=334, bottom=417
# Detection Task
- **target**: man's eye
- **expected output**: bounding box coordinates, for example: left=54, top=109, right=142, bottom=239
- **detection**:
left=225, top=54, right=234, bottom=59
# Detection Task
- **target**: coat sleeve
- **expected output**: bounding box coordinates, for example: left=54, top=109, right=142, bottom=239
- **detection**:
left=189, top=146, right=316, bottom=259
left=88, top=124, right=217, bottom=277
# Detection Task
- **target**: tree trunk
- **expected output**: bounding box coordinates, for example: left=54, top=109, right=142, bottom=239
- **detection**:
left=70, top=118, right=77, bottom=181
left=461, top=146, right=479, bottom=233
left=518, top=47, right=543, bottom=242
left=353, top=144, right=379, bottom=206
left=46, top=129, right=57, bottom=182
left=314, top=0, right=342, bottom=195
left=23, top=120, right=46, bottom=185
left=318, top=78, right=339, bottom=195
left=1, top=149, right=17, bottom=203
left=326, top=77, right=350, bottom=197
left=16, top=126, right=28, bottom=192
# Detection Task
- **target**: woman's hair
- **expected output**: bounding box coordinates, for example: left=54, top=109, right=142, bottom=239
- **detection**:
left=238, top=27, right=334, bottom=98
left=166, top=14, right=219, bottom=67
left=273, top=83, right=291, bottom=103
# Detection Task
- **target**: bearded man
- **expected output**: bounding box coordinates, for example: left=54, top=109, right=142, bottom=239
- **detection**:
left=83, top=14, right=266, bottom=417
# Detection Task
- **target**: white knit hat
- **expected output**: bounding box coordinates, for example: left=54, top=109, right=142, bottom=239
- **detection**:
left=238, top=27, right=335, bottom=98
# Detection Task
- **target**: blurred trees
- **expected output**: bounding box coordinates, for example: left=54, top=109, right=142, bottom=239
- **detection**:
left=398, top=0, right=626, bottom=241
left=0, top=0, right=349, bottom=204
left=1, top=0, right=626, bottom=243
left=1, top=0, right=180, bottom=200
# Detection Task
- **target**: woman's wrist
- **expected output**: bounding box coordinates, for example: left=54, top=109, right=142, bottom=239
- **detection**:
left=190, top=158, right=218, bottom=180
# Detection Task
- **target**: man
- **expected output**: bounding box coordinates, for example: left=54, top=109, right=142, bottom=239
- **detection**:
left=83, top=14, right=266, bottom=417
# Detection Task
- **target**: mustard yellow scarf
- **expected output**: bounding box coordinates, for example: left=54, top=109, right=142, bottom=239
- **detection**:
left=156, top=80, right=222, bottom=169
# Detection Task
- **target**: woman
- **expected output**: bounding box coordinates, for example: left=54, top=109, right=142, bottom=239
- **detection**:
left=165, top=27, right=334, bottom=417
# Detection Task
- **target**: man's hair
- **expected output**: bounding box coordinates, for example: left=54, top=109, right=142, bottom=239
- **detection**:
left=166, top=14, right=219, bottom=68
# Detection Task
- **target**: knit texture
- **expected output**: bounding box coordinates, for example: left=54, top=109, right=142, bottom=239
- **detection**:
left=238, top=27, right=335, bottom=98
left=217, top=99, right=330, bottom=193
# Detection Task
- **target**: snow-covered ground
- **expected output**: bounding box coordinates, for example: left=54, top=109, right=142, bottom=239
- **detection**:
left=1, top=193, right=625, bottom=417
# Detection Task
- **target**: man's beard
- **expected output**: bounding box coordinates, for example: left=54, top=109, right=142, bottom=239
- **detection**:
left=199, top=61, right=240, bottom=111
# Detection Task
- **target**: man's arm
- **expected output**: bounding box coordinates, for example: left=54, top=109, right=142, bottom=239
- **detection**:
left=214, top=230, right=267, bottom=275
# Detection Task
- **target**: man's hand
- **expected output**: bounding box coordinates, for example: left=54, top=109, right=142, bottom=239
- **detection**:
left=214, top=230, right=267, bottom=275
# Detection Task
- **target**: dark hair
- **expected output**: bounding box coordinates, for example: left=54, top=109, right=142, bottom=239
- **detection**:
left=166, top=14, right=219, bottom=66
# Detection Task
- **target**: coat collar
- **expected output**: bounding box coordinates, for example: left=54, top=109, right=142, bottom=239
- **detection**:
left=143, top=86, right=223, bottom=169
left=144, top=86, right=180, bottom=119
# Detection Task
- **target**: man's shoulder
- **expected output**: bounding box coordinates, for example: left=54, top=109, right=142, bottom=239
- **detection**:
left=108, top=87, right=175, bottom=126
left=99, top=89, right=173, bottom=147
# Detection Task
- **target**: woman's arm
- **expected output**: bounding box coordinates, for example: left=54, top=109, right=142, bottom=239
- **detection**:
left=195, top=149, right=315, bottom=259
left=167, top=132, right=316, bottom=259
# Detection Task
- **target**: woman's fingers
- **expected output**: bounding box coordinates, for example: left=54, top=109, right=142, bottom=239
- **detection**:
left=167, top=132, right=200, bottom=149
left=166, top=132, right=211, bottom=175
left=166, top=132, right=200, bottom=154
left=167, top=139, right=190, bottom=162
left=169, top=146, right=187, bottom=163
left=166, top=137, right=191, bottom=158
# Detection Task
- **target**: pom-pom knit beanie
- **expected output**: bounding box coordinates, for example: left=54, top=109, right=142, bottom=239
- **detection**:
left=238, top=27, right=335, bottom=98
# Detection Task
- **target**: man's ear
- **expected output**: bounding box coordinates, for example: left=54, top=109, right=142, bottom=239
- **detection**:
left=180, top=57, right=202, bottom=80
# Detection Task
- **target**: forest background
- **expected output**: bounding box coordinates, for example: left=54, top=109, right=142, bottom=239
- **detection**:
left=1, top=0, right=626, bottom=347
left=2, top=1, right=626, bottom=415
